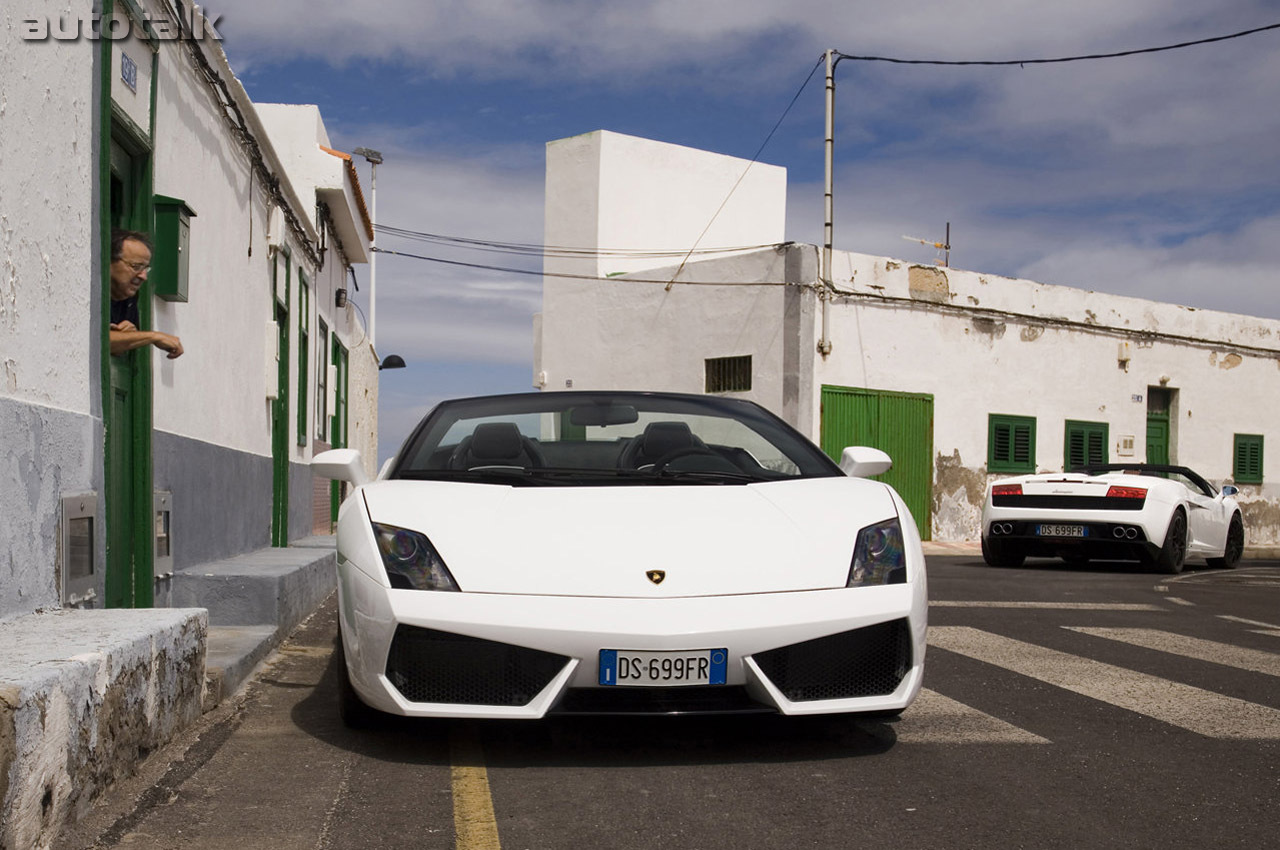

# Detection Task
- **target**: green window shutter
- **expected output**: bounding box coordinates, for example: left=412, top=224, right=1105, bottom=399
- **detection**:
left=1064, top=420, right=1109, bottom=471
left=989, top=414, right=1036, bottom=473
left=1233, top=434, right=1263, bottom=484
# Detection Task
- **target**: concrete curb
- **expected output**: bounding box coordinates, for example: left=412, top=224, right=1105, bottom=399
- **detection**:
left=0, top=609, right=206, bottom=850
left=0, top=536, right=337, bottom=850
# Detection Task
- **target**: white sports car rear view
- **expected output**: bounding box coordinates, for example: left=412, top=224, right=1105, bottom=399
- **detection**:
left=981, top=464, right=1244, bottom=573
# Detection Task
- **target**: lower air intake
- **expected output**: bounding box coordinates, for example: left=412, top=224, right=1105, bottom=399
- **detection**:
left=753, top=619, right=912, bottom=702
left=385, top=626, right=569, bottom=706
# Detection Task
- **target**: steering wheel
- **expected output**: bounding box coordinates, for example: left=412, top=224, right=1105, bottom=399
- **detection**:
left=650, top=446, right=719, bottom=472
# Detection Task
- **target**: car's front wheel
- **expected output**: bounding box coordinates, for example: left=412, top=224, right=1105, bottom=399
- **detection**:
left=1155, top=509, right=1188, bottom=574
left=1207, top=513, right=1244, bottom=570
left=982, top=536, right=1025, bottom=567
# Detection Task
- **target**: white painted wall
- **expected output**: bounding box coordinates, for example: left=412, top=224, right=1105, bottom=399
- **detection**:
left=0, top=6, right=100, bottom=620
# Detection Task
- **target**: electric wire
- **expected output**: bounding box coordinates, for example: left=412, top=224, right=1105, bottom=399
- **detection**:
left=835, top=21, right=1280, bottom=66
left=374, top=224, right=780, bottom=260
left=373, top=246, right=796, bottom=287
left=664, top=56, right=825, bottom=288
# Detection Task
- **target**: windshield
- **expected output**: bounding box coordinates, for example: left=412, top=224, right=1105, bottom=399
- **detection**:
left=389, top=392, right=842, bottom=486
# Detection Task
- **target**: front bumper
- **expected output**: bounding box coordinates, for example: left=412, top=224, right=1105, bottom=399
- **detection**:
left=339, top=563, right=927, bottom=718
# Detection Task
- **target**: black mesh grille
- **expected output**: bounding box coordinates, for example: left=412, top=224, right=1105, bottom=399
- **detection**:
left=551, top=686, right=771, bottom=716
left=385, top=626, right=569, bottom=706
left=753, top=619, right=911, bottom=702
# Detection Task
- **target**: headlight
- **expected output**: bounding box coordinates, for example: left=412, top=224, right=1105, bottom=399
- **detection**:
left=371, top=523, right=460, bottom=591
left=847, top=517, right=907, bottom=587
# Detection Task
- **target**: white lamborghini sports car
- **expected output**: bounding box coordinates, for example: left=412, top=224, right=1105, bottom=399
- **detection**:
left=313, top=391, right=928, bottom=726
left=981, top=464, right=1245, bottom=574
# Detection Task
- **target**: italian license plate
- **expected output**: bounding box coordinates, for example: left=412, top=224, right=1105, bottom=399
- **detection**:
left=598, top=649, right=728, bottom=686
left=1037, top=524, right=1087, bottom=538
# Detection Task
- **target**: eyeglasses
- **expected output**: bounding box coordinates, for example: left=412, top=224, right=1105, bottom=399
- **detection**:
left=119, top=260, right=151, bottom=273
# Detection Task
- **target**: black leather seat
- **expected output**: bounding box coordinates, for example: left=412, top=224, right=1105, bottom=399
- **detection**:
left=449, top=422, right=546, bottom=469
left=618, top=421, right=705, bottom=469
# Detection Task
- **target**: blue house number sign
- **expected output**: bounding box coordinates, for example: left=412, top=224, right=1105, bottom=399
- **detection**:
left=121, top=52, right=138, bottom=93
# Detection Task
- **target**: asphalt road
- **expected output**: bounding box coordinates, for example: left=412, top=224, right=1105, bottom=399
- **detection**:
left=60, top=556, right=1280, bottom=850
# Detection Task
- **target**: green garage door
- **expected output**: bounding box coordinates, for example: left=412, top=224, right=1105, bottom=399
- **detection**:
left=820, top=385, right=934, bottom=540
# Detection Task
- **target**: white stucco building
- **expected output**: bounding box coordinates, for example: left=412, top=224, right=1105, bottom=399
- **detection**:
left=1, top=3, right=380, bottom=842
left=537, top=131, right=1280, bottom=543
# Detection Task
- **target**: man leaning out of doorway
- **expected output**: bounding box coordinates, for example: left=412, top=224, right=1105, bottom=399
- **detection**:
left=109, top=229, right=183, bottom=359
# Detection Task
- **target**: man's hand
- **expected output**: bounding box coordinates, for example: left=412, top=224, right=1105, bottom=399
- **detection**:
left=155, top=332, right=184, bottom=359
left=110, top=320, right=137, bottom=332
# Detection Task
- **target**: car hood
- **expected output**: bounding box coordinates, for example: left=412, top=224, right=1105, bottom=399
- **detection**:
left=360, top=477, right=900, bottom=597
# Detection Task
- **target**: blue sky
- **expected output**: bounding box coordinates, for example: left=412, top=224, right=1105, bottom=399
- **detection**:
left=213, top=1, right=1280, bottom=462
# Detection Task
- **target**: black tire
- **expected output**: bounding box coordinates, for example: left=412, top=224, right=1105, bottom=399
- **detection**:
left=1155, top=509, right=1188, bottom=575
left=1206, top=513, right=1244, bottom=570
left=982, top=536, right=1025, bottom=567
left=336, top=628, right=382, bottom=729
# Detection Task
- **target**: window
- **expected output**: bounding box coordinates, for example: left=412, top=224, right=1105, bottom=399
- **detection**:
left=296, top=273, right=310, bottom=447
left=705, top=355, right=751, bottom=393
left=1064, top=420, right=1108, bottom=471
left=315, top=318, right=329, bottom=441
left=988, top=414, right=1035, bottom=474
left=1233, top=434, right=1263, bottom=484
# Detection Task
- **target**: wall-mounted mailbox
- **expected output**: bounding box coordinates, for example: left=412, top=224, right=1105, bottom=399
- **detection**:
left=62, top=493, right=98, bottom=607
left=153, top=195, right=196, bottom=302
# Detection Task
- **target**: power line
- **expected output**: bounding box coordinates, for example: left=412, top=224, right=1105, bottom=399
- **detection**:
left=373, top=246, right=796, bottom=287
left=835, top=21, right=1280, bottom=67
left=375, top=224, right=781, bottom=260
left=664, top=56, right=825, bottom=289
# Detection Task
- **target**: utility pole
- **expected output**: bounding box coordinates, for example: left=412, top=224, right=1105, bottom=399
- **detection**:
left=353, top=147, right=383, bottom=351
left=819, top=48, right=837, bottom=357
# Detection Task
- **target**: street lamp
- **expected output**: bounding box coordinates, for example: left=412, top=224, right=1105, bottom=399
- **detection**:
left=352, top=146, right=383, bottom=351
left=379, top=354, right=406, bottom=371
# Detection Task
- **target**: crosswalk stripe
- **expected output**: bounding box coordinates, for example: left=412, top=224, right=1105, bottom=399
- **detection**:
left=894, top=688, right=1050, bottom=744
left=929, top=601, right=1163, bottom=611
left=1066, top=628, right=1280, bottom=678
left=928, top=626, right=1280, bottom=740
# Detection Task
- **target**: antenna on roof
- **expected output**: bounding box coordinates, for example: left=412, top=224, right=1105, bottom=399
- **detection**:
left=902, top=222, right=951, bottom=267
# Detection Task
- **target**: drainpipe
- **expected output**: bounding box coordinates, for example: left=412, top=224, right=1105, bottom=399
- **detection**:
left=819, top=48, right=836, bottom=358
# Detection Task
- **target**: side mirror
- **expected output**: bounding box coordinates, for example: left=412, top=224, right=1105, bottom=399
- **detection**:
left=839, top=446, right=892, bottom=478
left=1221, top=485, right=1239, bottom=497
left=313, top=448, right=370, bottom=488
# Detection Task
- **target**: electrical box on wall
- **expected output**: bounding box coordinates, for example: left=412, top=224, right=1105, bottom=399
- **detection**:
left=154, top=491, right=174, bottom=580
left=61, top=493, right=98, bottom=607
left=153, top=195, right=196, bottom=302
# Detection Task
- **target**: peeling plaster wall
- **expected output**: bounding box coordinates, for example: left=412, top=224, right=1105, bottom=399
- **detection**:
left=0, top=10, right=101, bottom=620
left=816, top=252, right=1280, bottom=542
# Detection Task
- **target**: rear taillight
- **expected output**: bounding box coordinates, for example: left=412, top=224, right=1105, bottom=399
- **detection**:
left=1106, top=486, right=1147, bottom=499
left=992, top=484, right=1023, bottom=497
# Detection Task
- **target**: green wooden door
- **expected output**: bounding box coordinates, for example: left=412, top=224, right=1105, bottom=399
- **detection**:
left=820, top=385, right=934, bottom=540
left=1146, top=414, right=1170, bottom=466
left=272, top=302, right=290, bottom=547
left=329, top=340, right=349, bottom=525
left=104, top=135, right=153, bottom=608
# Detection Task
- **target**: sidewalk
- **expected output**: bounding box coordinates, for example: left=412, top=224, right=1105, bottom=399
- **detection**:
left=0, top=536, right=336, bottom=850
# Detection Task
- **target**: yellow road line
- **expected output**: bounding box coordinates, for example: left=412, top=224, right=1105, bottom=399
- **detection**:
left=451, top=725, right=502, bottom=850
